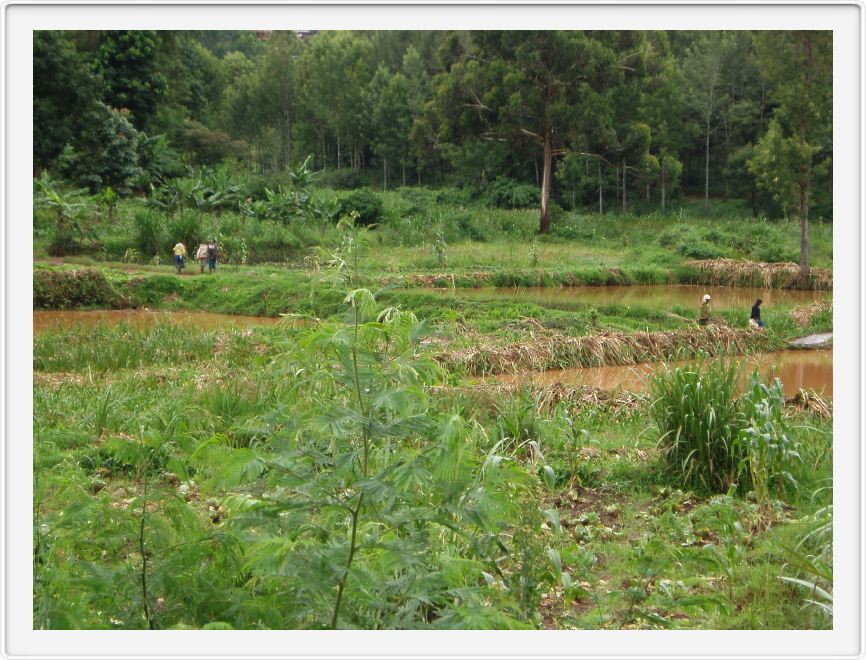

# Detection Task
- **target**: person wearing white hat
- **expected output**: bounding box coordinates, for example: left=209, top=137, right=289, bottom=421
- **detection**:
left=699, top=294, right=711, bottom=326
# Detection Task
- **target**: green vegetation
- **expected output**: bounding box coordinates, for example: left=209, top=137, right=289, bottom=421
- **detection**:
left=32, top=28, right=833, bottom=631
left=33, top=306, right=833, bottom=629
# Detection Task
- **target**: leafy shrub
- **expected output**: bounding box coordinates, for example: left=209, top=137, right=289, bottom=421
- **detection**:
left=657, top=223, right=695, bottom=248
left=133, top=208, right=164, bottom=256
left=754, top=242, right=796, bottom=263
left=337, top=188, right=383, bottom=227
left=677, top=239, right=723, bottom=260
left=33, top=267, right=119, bottom=309
left=485, top=177, right=539, bottom=209
left=733, top=376, right=801, bottom=504
left=433, top=187, right=475, bottom=206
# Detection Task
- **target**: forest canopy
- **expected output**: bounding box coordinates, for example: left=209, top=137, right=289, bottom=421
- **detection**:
left=34, top=29, right=832, bottom=226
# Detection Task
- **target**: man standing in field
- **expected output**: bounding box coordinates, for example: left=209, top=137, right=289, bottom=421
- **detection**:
left=699, top=294, right=711, bottom=326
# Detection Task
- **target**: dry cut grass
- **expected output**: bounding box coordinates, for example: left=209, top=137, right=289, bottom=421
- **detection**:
left=438, top=326, right=770, bottom=375
left=687, top=258, right=832, bottom=291
left=790, top=300, right=832, bottom=327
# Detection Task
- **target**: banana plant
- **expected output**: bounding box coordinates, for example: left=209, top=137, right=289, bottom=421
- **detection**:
left=35, top=173, right=91, bottom=255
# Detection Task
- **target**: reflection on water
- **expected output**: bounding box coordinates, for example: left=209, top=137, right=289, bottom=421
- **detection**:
left=497, top=350, right=833, bottom=397
left=419, top=284, right=829, bottom=311
left=33, top=309, right=281, bottom=334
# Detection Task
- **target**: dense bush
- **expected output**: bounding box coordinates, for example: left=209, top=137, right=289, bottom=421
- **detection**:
left=33, top=267, right=119, bottom=309
left=338, top=188, right=384, bottom=227
left=485, top=177, right=539, bottom=209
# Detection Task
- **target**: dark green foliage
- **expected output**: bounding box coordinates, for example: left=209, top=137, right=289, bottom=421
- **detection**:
left=95, top=31, right=167, bottom=129
left=33, top=31, right=102, bottom=169
left=33, top=267, right=119, bottom=309
left=176, top=120, right=249, bottom=166
left=57, top=103, right=142, bottom=193
left=484, top=177, right=539, bottom=209
left=338, top=188, right=384, bottom=227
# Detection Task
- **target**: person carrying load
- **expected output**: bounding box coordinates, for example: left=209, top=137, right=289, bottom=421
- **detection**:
left=173, top=242, right=187, bottom=275
left=195, top=243, right=208, bottom=273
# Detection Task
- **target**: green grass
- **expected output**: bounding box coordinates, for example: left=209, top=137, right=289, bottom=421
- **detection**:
left=33, top=310, right=832, bottom=629
left=32, top=187, right=834, bottom=630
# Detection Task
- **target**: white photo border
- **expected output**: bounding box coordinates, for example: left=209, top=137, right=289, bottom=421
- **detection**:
left=3, top=2, right=862, bottom=658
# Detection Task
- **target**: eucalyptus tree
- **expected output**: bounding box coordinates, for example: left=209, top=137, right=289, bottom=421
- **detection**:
left=441, top=31, right=621, bottom=233
left=368, top=67, right=414, bottom=189
left=749, top=30, right=832, bottom=282
left=300, top=32, right=375, bottom=172
left=683, top=31, right=735, bottom=215
left=638, top=48, right=691, bottom=212
left=255, top=31, right=304, bottom=170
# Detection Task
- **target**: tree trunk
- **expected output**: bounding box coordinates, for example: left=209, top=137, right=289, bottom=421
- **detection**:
left=622, top=159, right=627, bottom=214
left=285, top=109, right=292, bottom=166
left=320, top=128, right=326, bottom=170
left=598, top=160, right=604, bottom=214
left=336, top=131, right=341, bottom=172
left=273, top=124, right=279, bottom=172
left=703, top=107, right=711, bottom=215
left=799, top=180, right=810, bottom=285
left=383, top=158, right=387, bottom=191
left=402, top=164, right=406, bottom=187
left=661, top=160, right=666, bottom=213
left=539, top=130, right=553, bottom=233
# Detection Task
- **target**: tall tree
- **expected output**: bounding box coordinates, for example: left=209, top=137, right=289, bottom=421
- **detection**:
left=33, top=31, right=101, bottom=169
left=95, top=31, right=167, bottom=129
left=684, top=31, right=734, bottom=215
left=443, top=31, right=621, bottom=232
left=300, top=32, right=375, bottom=172
left=750, top=31, right=832, bottom=282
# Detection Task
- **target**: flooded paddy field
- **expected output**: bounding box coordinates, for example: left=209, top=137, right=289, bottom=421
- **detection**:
left=496, top=349, right=833, bottom=397
left=413, top=284, right=829, bottom=311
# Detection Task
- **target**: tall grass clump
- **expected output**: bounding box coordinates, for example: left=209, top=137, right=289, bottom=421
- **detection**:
left=133, top=208, right=164, bottom=257
left=650, top=353, right=745, bottom=492
left=651, top=354, right=803, bottom=498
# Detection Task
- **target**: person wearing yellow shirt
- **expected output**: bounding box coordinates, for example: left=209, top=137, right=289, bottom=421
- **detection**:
left=173, top=242, right=187, bottom=274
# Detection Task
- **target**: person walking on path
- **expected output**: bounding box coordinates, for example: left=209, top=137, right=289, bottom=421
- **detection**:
left=749, top=298, right=765, bottom=329
left=173, top=242, right=187, bottom=275
left=698, top=294, right=711, bottom=326
left=195, top=243, right=208, bottom=273
left=206, top=240, right=218, bottom=273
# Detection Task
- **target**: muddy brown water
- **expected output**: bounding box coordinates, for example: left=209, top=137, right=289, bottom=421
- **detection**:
left=414, top=284, right=829, bottom=310
left=33, top=310, right=282, bottom=335
left=496, top=350, right=833, bottom=397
